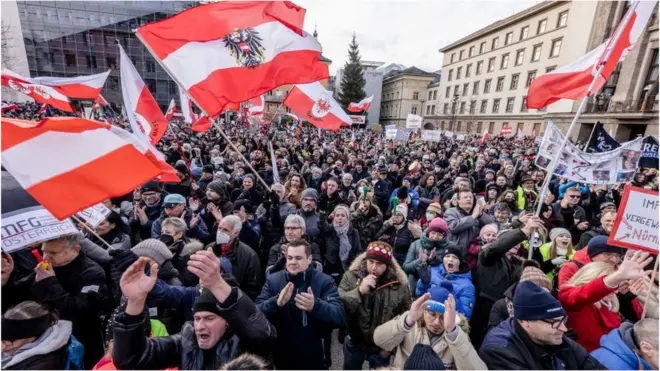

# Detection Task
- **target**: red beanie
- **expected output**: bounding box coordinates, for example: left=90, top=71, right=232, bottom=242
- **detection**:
left=366, top=241, right=393, bottom=265
left=427, top=218, right=448, bottom=234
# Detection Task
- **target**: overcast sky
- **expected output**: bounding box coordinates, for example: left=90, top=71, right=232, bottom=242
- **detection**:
left=297, top=0, right=539, bottom=74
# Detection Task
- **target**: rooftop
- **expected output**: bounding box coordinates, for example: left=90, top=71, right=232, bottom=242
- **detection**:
left=383, top=66, right=438, bottom=81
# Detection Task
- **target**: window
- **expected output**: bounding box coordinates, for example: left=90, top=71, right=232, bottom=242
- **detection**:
left=469, top=100, right=476, bottom=114
left=457, top=122, right=462, bottom=132
left=473, top=81, right=480, bottom=95
left=550, top=38, right=562, bottom=58
left=520, top=26, right=529, bottom=40
left=65, top=53, right=76, bottom=66
left=480, top=42, right=486, bottom=54
left=546, top=65, right=557, bottom=73
left=469, top=46, right=475, bottom=57
left=500, top=53, right=509, bottom=69
left=466, top=64, right=472, bottom=78
left=477, top=122, right=483, bottom=133
left=537, top=19, right=547, bottom=34
left=484, top=79, right=492, bottom=93
left=492, top=37, right=499, bottom=50
left=431, top=105, right=436, bottom=114
left=557, top=10, right=568, bottom=28
left=488, top=57, right=496, bottom=72
left=489, top=122, right=495, bottom=132
left=526, top=70, right=537, bottom=87
left=428, top=91, right=433, bottom=100
left=532, top=44, right=542, bottom=62
left=480, top=100, right=488, bottom=113
left=516, top=122, right=524, bottom=133
left=411, top=105, right=418, bottom=114
left=448, top=69, right=453, bottom=81
left=505, top=32, right=514, bottom=45
left=515, top=49, right=525, bottom=66
left=506, top=97, right=515, bottom=112
left=450, top=53, right=455, bottom=63
left=460, top=102, right=466, bottom=114
left=496, top=76, right=505, bottom=92
left=146, top=60, right=156, bottom=73
left=521, top=97, right=528, bottom=112
left=476, top=61, right=483, bottom=75
left=443, top=103, right=449, bottom=114
left=457, top=67, right=462, bottom=79
left=413, top=91, right=419, bottom=100
left=462, top=83, right=469, bottom=96
left=454, top=85, right=460, bottom=96
left=492, top=99, right=500, bottom=113
left=459, top=50, right=464, bottom=60
left=510, top=74, right=519, bottom=90
left=433, top=90, right=437, bottom=100
left=446, top=87, right=451, bottom=98
left=86, top=55, right=97, bottom=68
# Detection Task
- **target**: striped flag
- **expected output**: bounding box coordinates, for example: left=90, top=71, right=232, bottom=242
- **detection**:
left=1, top=69, right=74, bottom=112
left=500, top=125, right=512, bottom=137
left=284, top=82, right=351, bottom=130
left=165, top=99, right=176, bottom=120
left=31, top=70, right=110, bottom=100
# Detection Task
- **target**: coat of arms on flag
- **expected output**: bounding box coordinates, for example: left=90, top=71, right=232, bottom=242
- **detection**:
left=310, top=97, right=332, bottom=118
left=223, top=28, right=266, bottom=68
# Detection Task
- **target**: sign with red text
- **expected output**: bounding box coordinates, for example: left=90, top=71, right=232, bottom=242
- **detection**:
left=608, top=185, right=659, bottom=254
left=348, top=115, right=366, bottom=125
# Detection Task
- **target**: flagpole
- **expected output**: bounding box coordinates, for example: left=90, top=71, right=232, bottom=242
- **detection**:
left=584, top=122, right=598, bottom=152
left=641, top=257, right=659, bottom=319
left=134, top=30, right=271, bottom=191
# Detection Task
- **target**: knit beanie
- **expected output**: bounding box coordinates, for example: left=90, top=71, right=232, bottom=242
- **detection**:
left=428, top=281, right=454, bottom=306
left=365, top=241, right=393, bottom=265
left=441, top=244, right=463, bottom=262
left=301, top=188, right=319, bottom=203
left=140, top=180, right=161, bottom=193
left=549, top=228, right=571, bottom=241
left=206, top=181, right=225, bottom=196
left=132, top=239, right=173, bottom=266
left=513, top=281, right=565, bottom=321
left=192, top=289, right=222, bottom=316
left=427, top=218, right=448, bottom=235
left=395, top=204, right=409, bottom=220
left=403, top=344, right=446, bottom=370
left=520, top=263, right=553, bottom=292
left=396, top=187, right=409, bottom=200
left=587, top=235, right=624, bottom=258
left=426, top=202, right=442, bottom=216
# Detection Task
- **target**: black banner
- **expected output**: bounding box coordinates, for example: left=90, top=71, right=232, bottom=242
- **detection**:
left=587, top=122, right=620, bottom=153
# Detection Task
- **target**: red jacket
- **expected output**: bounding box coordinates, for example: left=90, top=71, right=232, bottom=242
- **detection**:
left=557, top=248, right=591, bottom=288
left=558, top=276, right=620, bottom=352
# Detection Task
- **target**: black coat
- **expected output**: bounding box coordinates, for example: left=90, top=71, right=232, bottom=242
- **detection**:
left=476, top=229, right=525, bottom=303
left=3, top=345, right=68, bottom=370
left=112, top=288, right=277, bottom=370
left=377, top=222, right=415, bottom=256
left=318, top=191, right=346, bottom=214
left=130, top=199, right=165, bottom=242
left=255, top=266, right=345, bottom=369
left=480, top=318, right=605, bottom=370
left=267, top=236, right=322, bottom=272
left=210, top=239, right=263, bottom=299
left=320, top=223, right=362, bottom=280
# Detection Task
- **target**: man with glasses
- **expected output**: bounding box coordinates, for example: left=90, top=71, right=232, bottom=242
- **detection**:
left=131, top=180, right=165, bottom=242
left=552, top=187, right=587, bottom=231
left=480, top=281, right=604, bottom=369
left=265, top=214, right=322, bottom=276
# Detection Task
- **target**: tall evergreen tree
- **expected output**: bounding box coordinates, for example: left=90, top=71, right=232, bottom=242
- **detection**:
left=338, top=33, right=366, bottom=108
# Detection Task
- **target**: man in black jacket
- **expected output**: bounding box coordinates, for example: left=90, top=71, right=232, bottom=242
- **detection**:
left=131, top=180, right=165, bottom=242
left=373, top=166, right=393, bottom=215
left=112, top=251, right=277, bottom=370
left=256, top=239, right=345, bottom=369
left=480, top=281, right=604, bottom=370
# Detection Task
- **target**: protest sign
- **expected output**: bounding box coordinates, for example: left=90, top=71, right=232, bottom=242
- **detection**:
left=2, top=206, right=78, bottom=253
left=456, top=134, right=466, bottom=141
left=76, top=203, right=112, bottom=228
left=348, top=115, right=366, bottom=125
left=608, top=185, right=659, bottom=254
left=406, top=114, right=422, bottom=129
left=385, top=126, right=398, bottom=140
left=421, top=129, right=442, bottom=142
left=639, top=136, right=659, bottom=169
left=444, top=131, right=454, bottom=138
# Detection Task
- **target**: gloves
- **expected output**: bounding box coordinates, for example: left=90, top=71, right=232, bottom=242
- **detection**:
left=417, top=264, right=432, bottom=285
left=551, top=256, right=568, bottom=266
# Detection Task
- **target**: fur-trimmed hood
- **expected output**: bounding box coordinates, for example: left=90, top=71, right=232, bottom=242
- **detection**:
left=347, top=251, right=408, bottom=288
left=181, top=239, right=205, bottom=257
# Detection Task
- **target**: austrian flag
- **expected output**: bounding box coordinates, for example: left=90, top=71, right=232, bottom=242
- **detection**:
left=283, top=82, right=351, bottom=131
left=348, top=95, right=374, bottom=113
left=31, top=70, right=110, bottom=100
left=1, top=69, right=74, bottom=112
left=136, top=1, right=328, bottom=117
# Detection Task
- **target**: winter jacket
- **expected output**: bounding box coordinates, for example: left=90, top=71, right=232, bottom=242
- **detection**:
left=373, top=178, right=393, bottom=214
left=230, top=186, right=265, bottom=209
left=389, top=188, right=420, bottom=210
left=444, top=207, right=495, bottom=253
left=151, top=207, right=211, bottom=244
left=2, top=320, right=72, bottom=370
left=466, top=235, right=486, bottom=271
left=297, top=209, right=322, bottom=245
left=414, top=185, right=440, bottom=214
left=577, top=227, right=608, bottom=250
left=112, top=288, right=277, bottom=370
left=349, top=202, right=384, bottom=251
left=402, top=236, right=454, bottom=276
left=559, top=276, right=623, bottom=352
left=488, top=282, right=516, bottom=332
left=130, top=199, right=164, bottom=241
left=376, top=221, right=415, bottom=258
left=538, top=242, right=575, bottom=281
left=255, top=266, right=345, bottom=369
left=319, top=191, right=347, bottom=214
left=338, top=252, right=412, bottom=353
left=87, top=227, right=131, bottom=256
left=552, top=202, right=587, bottom=228
left=480, top=318, right=605, bottom=370
left=515, top=186, right=538, bottom=213
left=476, top=229, right=525, bottom=303
left=209, top=239, right=262, bottom=299
left=238, top=218, right=261, bottom=251
left=164, top=174, right=192, bottom=198
left=199, top=197, right=233, bottom=237
left=320, top=220, right=362, bottom=280
left=557, top=248, right=592, bottom=288
left=591, top=322, right=653, bottom=370
left=415, top=263, right=475, bottom=319
left=374, top=311, right=486, bottom=370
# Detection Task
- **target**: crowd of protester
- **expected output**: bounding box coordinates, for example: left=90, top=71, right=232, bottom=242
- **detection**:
left=1, top=100, right=659, bottom=370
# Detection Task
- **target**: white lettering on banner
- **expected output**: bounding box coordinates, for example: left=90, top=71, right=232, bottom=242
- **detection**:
left=421, top=130, right=442, bottom=142
left=348, top=115, right=366, bottom=125
left=385, top=127, right=398, bottom=140
left=608, top=185, right=659, bottom=254
left=406, top=114, right=422, bottom=129
left=1, top=207, right=78, bottom=253
left=76, top=204, right=112, bottom=228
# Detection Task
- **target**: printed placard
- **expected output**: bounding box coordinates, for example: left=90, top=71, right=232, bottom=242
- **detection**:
left=406, top=114, right=422, bottom=129
left=76, top=204, right=112, bottom=228
left=349, top=115, right=366, bottom=125
left=421, top=130, right=442, bottom=142
left=2, top=206, right=78, bottom=253
left=608, top=185, right=659, bottom=254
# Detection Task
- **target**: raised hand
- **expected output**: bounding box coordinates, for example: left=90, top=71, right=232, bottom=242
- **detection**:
left=187, top=248, right=224, bottom=290
left=189, top=198, right=200, bottom=212
left=34, top=261, right=55, bottom=282
left=443, top=294, right=457, bottom=332
left=405, top=292, right=431, bottom=326
left=277, top=282, right=295, bottom=307
left=120, top=257, right=159, bottom=301
left=615, top=250, right=654, bottom=282
left=418, top=248, right=428, bottom=264
left=295, top=287, right=315, bottom=312
left=359, top=274, right=377, bottom=295
left=136, top=205, right=148, bottom=224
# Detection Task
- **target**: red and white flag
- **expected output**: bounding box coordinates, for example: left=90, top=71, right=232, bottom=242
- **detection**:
left=136, top=1, right=328, bottom=117
left=1, top=103, right=18, bottom=113
left=178, top=87, right=198, bottom=124
left=527, top=1, right=655, bottom=109
left=165, top=99, right=176, bottom=120
left=248, top=95, right=265, bottom=115
left=283, top=81, right=351, bottom=131
left=478, top=129, right=490, bottom=145
left=500, top=125, right=512, bottom=137
left=1, top=117, right=176, bottom=219
left=1, top=69, right=74, bottom=112
left=191, top=115, right=213, bottom=133
left=118, top=43, right=168, bottom=145
left=31, top=70, right=110, bottom=100
left=36, top=104, right=48, bottom=115
left=96, top=95, right=109, bottom=106
left=347, top=95, right=374, bottom=113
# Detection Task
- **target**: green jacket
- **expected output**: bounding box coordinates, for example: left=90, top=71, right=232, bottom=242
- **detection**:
left=339, top=252, right=412, bottom=353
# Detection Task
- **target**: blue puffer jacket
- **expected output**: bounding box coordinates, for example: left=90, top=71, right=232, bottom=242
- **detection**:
left=591, top=322, right=653, bottom=370
left=415, top=263, right=475, bottom=319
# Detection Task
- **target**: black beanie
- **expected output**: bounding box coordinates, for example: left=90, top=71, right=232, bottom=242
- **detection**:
left=513, top=281, right=565, bottom=321
left=403, top=344, right=446, bottom=370
left=397, top=186, right=409, bottom=200
left=441, top=244, right=464, bottom=263
left=192, top=289, right=222, bottom=316
left=207, top=181, right=226, bottom=196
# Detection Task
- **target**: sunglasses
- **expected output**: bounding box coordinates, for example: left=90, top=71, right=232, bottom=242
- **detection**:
left=540, top=315, right=568, bottom=329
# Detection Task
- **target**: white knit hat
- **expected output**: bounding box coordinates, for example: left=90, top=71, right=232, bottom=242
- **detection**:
left=132, top=239, right=173, bottom=266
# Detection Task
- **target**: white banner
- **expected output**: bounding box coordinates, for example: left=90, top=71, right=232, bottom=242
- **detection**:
left=385, top=127, right=398, bottom=140
left=2, top=207, right=78, bottom=253
left=406, top=113, right=422, bottom=129
left=76, top=204, right=112, bottom=228
left=535, top=121, right=642, bottom=184
left=421, top=130, right=442, bottom=142
left=608, top=185, right=658, bottom=253
left=456, top=134, right=466, bottom=141
left=444, top=131, right=454, bottom=138
left=349, top=115, right=366, bottom=125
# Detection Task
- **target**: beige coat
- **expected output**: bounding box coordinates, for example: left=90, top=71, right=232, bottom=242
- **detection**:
left=373, top=311, right=487, bottom=370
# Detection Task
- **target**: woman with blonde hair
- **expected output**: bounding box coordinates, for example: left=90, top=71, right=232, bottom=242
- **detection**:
left=559, top=250, right=652, bottom=352
left=536, top=228, right=574, bottom=280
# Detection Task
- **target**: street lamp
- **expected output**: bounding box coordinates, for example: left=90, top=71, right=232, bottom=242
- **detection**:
left=450, top=94, right=459, bottom=131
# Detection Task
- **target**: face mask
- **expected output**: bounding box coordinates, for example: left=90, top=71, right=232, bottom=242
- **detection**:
left=426, top=213, right=436, bottom=221
left=216, top=231, right=231, bottom=245
left=159, top=234, right=175, bottom=246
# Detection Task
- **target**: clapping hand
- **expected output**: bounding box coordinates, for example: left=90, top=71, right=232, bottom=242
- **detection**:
left=443, top=294, right=457, bottom=332
left=189, top=198, right=200, bottom=212
left=405, top=293, right=431, bottom=327
left=277, top=282, right=294, bottom=307
left=295, top=287, right=315, bottom=312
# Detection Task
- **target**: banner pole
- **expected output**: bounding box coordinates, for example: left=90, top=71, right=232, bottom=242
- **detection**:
left=71, top=215, right=114, bottom=250
left=641, top=257, right=659, bottom=319
left=584, top=122, right=599, bottom=152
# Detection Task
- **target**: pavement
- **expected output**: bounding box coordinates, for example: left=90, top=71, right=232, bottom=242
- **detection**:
left=328, top=330, right=369, bottom=370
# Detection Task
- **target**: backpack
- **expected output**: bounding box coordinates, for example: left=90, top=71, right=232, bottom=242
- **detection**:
left=64, top=335, right=85, bottom=370
left=551, top=260, right=584, bottom=298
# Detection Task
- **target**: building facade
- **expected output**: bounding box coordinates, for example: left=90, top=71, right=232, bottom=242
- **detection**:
left=380, top=66, right=439, bottom=127
left=429, top=1, right=658, bottom=140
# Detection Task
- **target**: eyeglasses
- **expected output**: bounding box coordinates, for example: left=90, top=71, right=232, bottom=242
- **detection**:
left=567, top=195, right=580, bottom=199
left=540, top=315, right=568, bottom=329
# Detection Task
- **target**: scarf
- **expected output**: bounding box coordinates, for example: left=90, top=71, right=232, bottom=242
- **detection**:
left=420, top=233, right=435, bottom=250
left=334, top=220, right=351, bottom=266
